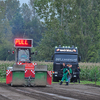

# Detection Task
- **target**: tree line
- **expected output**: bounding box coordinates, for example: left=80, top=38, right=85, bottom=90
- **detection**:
left=0, top=0, right=100, bottom=62
left=0, top=0, right=43, bottom=60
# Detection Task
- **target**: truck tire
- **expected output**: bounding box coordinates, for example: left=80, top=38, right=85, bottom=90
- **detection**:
left=53, top=77, right=59, bottom=82
left=71, top=77, right=77, bottom=82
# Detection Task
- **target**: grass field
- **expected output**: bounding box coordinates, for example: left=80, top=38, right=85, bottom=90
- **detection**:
left=0, top=61, right=100, bottom=70
left=0, top=77, right=6, bottom=83
left=80, top=80, right=100, bottom=86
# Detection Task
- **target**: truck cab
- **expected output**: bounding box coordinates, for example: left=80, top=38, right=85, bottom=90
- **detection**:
left=14, top=38, right=33, bottom=63
left=52, top=45, right=81, bottom=82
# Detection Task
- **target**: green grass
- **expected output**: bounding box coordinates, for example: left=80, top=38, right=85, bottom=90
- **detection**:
left=0, top=77, right=6, bottom=83
left=79, top=80, right=100, bottom=86
left=53, top=80, right=100, bottom=86
left=68, top=80, right=100, bottom=86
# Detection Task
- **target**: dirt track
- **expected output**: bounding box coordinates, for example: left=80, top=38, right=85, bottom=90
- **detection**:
left=0, top=83, right=100, bottom=100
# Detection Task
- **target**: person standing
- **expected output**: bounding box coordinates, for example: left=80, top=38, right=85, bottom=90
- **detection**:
left=67, top=64, right=72, bottom=83
left=59, top=63, right=69, bottom=85
left=75, top=66, right=81, bottom=83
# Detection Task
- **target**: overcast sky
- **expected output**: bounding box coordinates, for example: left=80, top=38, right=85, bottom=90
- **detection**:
left=0, top=0, right=30, bottom=5
left=19, top=0, right=30, bottom=5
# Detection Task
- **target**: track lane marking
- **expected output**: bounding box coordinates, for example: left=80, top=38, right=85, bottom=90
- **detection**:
left=58, top=88, right=100, bottom=96
left=0, top=87, right=36, bottom=100
left=48, top=85, right=100, bottom=96
left=16, top=89, right=78, bottom=100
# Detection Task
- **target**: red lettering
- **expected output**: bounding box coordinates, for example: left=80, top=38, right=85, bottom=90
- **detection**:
left=19, top=40, right=21, bottom=44
left=15, top=39, right=20, bottom=45
left=21, top=40, right=24, bottom=45
left=15, top=40, right=18, bottom=44
left=15, top=39, right=31, bottom=47
left=25, top=40, right=28, bottom=45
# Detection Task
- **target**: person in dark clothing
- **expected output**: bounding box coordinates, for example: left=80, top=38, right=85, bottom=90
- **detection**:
left=75, top=66, right=81, bottom=83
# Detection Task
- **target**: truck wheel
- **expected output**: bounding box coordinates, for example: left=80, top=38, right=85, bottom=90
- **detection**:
left=71, top=77, right=77, bottom=82
left=71, top=78, right=73, bottom=82
left=53, top=77, right=59, bottom=82
left=7, top=84, right=11, bottom=86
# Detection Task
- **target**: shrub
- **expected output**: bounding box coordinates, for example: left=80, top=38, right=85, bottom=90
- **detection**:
left=80, top=65, right=100, bottom=82
left=88, top=66, right=100, bottom=81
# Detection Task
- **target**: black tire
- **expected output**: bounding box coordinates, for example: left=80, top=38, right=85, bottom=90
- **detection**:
left=71, top=78, right=73, bottom=82
left=53, top=77, right=59, bottom=82
left=7, top=84, right=11, bottom=86
left=71, top=77, right=77, bottom=82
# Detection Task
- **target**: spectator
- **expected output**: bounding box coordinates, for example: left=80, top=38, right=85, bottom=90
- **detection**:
left=67, top=64, right=72, bottom=83
left=75, top=66, right=81, bottom=83
left=59, top=63, right=69, bottom=85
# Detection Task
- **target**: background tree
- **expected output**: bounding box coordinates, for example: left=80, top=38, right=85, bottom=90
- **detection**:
left=0, top=0, right=100, bottom=62
left=11, top=12, right=24, bottom=38
left=21, top=3, right=44, bottom=47
left=5, top=0, right=20, bottom=21
left=0, top=1, right=14, bottom=60
left=35, top=19, right=68, bottom=60
left=33, top=0, right=100, bottom=62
